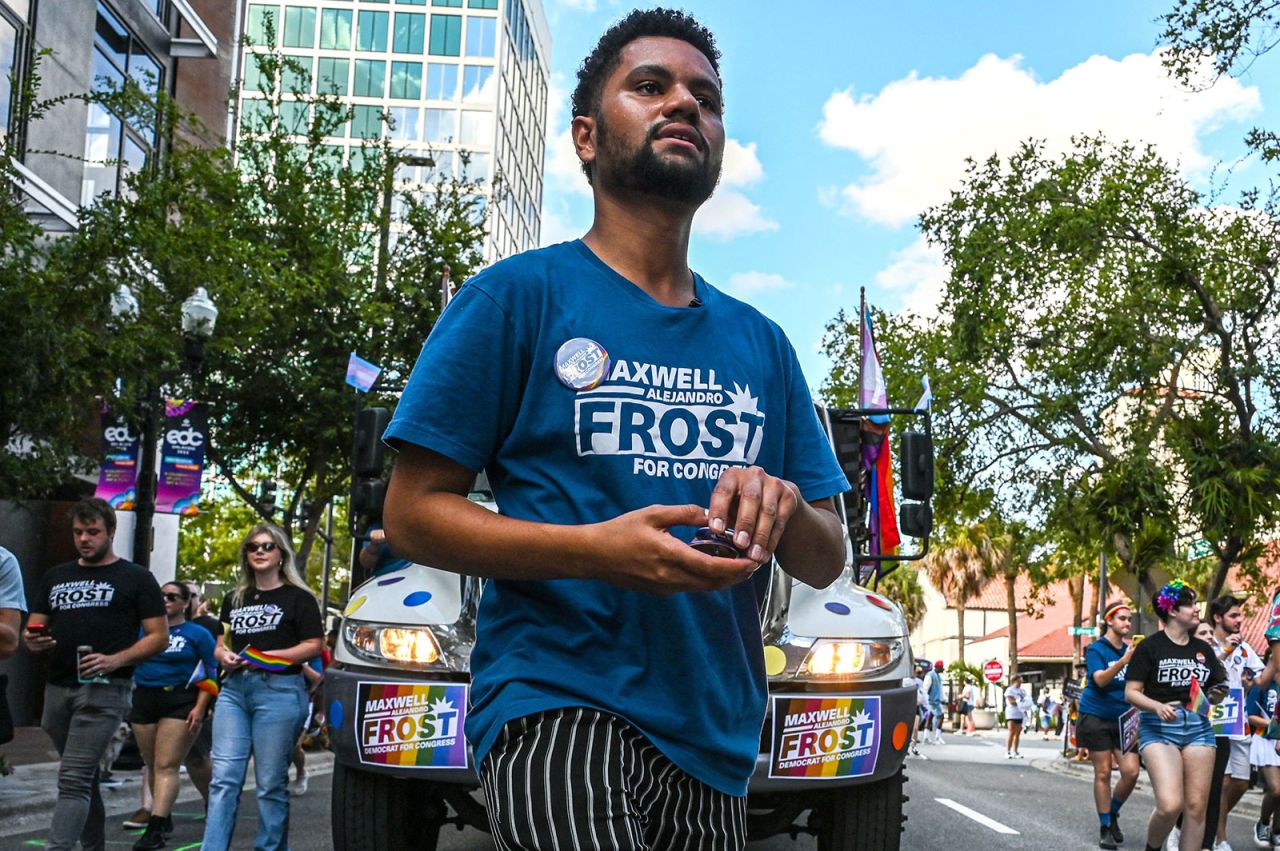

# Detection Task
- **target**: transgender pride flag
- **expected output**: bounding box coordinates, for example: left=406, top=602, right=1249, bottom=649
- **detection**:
left=345, top=352, right=382, bottom=393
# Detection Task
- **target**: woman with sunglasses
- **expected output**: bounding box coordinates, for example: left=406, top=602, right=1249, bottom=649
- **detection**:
left=127, top=582, right=218, bottom=849
left=1125, top=580, right=1227, bottom=851
left=201, top=525, right=323, bottom=851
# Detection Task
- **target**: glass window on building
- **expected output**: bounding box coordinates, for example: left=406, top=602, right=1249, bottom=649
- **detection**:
left=85, top=3, right=160, bottom=201
left=461, top=64, right=492, bottom=103
left=468, top=0, right=497, bottom=8
left=392, top=12, right=425, bottom=53
left=425, top=62, right=457, bottom=99
left=247, top=4, right=279, bottom=46
left=465, top=16, right=494, bottom=57
left=458, top=110, right=491, bottom=146
left=0, top=11, right=20, bottom=143
left=282, top=55, right=312, bottom=93
left=280, top=100, right=310, bottom=134
left=426, top=150, right=455, bottom=179
left=433, top=0, right=462, bottom=6
left=424, top=108, right=454, bottom=142
left=353, top=59, right=386, bottom=97
left=460, top=150, right=488, bottom=181
left=351, top=104, right=383, bottom=139
left=239, top=98, right=272, bottom=133
left=317, top=57, right=350, bottom=95
left=282, top=6, right=315, bottom=48
left=388, top=106, right=419, bottom=140
left=82, top=102, right=121, bottom=204
left=428, top=14, right=461, bottom=56
left=390, top=61, right=422, bottom=98
left=320, top=8, right=352, bottom=49
left=397, top=0, right=427, bottom=4
left=357, top=10, right=389, bottom=51
left=243, top=57, right=269, bottom=92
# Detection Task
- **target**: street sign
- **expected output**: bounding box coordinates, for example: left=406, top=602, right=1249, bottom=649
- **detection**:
left=1068, top=626, right=1100, bottom=637
left=983, top=660, right=1004, bottom=683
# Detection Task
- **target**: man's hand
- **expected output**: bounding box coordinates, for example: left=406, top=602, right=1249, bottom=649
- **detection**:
left=706, top=466, right=800, bottom=564
left=23, top=626, right=56, bottom=653
left=77, top=651, right=122, bottom=679
left=589, top=503, right=759, bottom=595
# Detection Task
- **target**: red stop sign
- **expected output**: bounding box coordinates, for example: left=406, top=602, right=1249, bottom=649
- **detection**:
left=983, top=660, right=1004, bottom=683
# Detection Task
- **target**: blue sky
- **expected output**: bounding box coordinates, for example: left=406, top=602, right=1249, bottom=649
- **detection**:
left=535, top=0, right=1278, bottom=394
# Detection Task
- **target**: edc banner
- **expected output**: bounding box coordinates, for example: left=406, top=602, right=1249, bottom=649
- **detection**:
left=155, top=400, right=207, bottom=516
left=94, top=411, right=139, bottom=509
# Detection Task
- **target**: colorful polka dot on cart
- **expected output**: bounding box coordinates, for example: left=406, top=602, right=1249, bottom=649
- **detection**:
left=328, top=700, right=344, bottom=729
left=344, top=595, right=367, bottom=616
left=825, top=602, right=851, bottom=616
left=377, top=576, right=406, bottom=586
left=403, top=591, right=433, bottom=607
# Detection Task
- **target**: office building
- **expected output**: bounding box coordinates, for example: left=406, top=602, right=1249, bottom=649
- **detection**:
left=1, top=0, right=232, bottom=231
left=234, top=0, right=550, bottom=261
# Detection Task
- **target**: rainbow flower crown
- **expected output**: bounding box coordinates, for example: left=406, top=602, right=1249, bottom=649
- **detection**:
left=1155, top=579, right=1188, bottom=614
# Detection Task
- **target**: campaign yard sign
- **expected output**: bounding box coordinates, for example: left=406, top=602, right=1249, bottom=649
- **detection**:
left=356, top=681, right=468, bottom=769
left=769, top=694, right=880, bottom=780
left=1210, top=688, right=1246, bottom=737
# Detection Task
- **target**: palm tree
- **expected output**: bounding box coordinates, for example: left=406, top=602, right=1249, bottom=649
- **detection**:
left=923, top=524, right=996, bottom=665
left=879, top=565, right=926, bottom=633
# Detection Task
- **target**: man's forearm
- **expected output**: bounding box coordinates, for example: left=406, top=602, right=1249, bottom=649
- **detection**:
left=773, top=501, right=844, bottom=589
left=115, top=631, right=168, bottom=667
left=385, top=490, right=597, bottom=581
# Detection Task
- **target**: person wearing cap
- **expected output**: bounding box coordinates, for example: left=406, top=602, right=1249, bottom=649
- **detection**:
left=926, top=660, right=946, bottom=744
left=1077, top=601, right=1140, bottom=849
left=910, top=660, right=929, bottom=755
left=1004, top=674, right=1029, bottom=758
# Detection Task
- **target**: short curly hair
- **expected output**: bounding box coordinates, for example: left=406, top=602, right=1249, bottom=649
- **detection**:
left=570, top=8, right=721, bottom=122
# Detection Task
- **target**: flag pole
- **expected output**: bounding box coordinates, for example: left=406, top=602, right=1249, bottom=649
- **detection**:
left=858, top=286, right=866, bottom=409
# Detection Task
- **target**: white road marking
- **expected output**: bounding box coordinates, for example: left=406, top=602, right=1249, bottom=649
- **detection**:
left=934, top=798, right=1020, bottom=835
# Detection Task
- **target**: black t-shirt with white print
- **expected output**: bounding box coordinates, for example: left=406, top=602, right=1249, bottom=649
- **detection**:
left=30, top=559, right=165, bottom=687
left=1127, top=630, right=1227, bottom=706
left=220, top=584, right=322, bottom=675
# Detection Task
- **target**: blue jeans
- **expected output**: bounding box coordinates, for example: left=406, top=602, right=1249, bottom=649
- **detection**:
left=202, top=671, right=308, bottom=851
left=1138, top=707, right=1216, bottom=750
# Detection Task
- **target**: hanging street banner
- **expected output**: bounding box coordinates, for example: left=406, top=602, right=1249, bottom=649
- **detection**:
left=155, top=400, right=207, bottom=515
left=94, top=411, right=139, bottom=509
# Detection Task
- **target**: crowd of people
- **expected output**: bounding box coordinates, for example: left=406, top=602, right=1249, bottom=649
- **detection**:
left=10, top=498, right=325, bottom=851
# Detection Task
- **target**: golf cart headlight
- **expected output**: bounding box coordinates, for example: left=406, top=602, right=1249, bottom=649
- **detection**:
left=801, top=639, right=903, bottom=677
left=346, top=623, right=441, bottom=665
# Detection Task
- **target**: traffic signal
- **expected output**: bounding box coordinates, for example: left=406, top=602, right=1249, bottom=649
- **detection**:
left=258, top=480, right=278, bottom=518
left=900, top=502, right=933, bottom=539
left=900, top=431, right=934, bottom=501
left=353, top=407, right=391, bottom=479
left=351, top=478, right=387, bottom=519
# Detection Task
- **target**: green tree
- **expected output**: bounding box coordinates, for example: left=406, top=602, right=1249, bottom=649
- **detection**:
left=922, top=523, right=997, bottom=665
left=878, top=565, right=926, bottom=632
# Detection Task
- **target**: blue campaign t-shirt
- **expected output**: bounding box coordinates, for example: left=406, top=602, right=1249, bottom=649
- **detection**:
left=1079, top=635, right=1130, bottom=720
left=384, top=240, right=849, bottom=796
left=1248, top=683, right=1279, bottom=730
left=133, top=619, right=218, bottom=690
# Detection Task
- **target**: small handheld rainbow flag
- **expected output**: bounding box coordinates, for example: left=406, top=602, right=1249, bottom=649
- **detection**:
left=186, top=660, right=220, bottom=697
left=241, top=646, right=293, bottom=673
left=1187, top=677, right=1211, bottom=716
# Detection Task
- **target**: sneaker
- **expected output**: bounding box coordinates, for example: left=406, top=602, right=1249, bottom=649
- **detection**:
left=1099, top=824, right=1118, bottom=850
left=1167, top=825, right=1180, bottom=850
left=1217, top=842, right=1236, bottom=851
left=290, top=775, right=308, bottom=797
left=132, top=817, right=166, bottom=850
left=909, top=744, right=920, bottom=756
left=1257, top=822, right=1272, bottom=848
left=1005, top=752, right=1014, bottom=759
left=99, top=772, right=125, bottom=789
left=123, top=809, right=151, bottom=829
left=160, top=815, right=174, bottom=837
left=1014, top=751, right=1025, bottom=759
left=1110, top=817, right=1124, bottom=845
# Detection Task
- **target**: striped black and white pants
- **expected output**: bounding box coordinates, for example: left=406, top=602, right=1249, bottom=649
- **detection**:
left=479, top=707, right=749, bottom=851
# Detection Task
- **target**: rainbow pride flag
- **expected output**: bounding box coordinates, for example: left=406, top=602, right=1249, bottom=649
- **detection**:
left=186, top=660, right=220, bottom=697
left=1187, top=676, right=1211, bottom=717
left=241, top=646, right=293, bottom=672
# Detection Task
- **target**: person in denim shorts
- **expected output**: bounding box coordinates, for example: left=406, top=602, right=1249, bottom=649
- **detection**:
left=1124, top=581, right=1227, bottom=851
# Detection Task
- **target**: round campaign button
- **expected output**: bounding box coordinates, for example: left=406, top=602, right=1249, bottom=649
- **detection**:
left=554, top=338, right=610, bottom=391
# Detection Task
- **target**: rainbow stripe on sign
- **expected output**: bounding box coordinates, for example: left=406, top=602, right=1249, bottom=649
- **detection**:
left=769, top=694, right=880, bottom=780
left=241, top=647, right=292, bottom=672
left=356, top=682, right=468, bottom=769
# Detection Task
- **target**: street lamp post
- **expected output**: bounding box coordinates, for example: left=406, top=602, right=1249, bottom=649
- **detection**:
left=122, top=287, right=218, bottom=569
left=375, top=152, right=435, bottom=292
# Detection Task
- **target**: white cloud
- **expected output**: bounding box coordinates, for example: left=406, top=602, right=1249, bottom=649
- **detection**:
left=693, top=138, right=777, bottom=240
left=723, top=271, right=795, bottom=298
left=873, top=237, right=949, bottom=317
left=818, top=51, right=1261, bottom=227
left=720, top=138, right=764, bottom=188
left=538, top=207, right=583, bottom=247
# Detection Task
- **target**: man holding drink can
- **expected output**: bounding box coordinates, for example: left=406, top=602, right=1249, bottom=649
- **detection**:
left=24, top=498, right=167, bottom=851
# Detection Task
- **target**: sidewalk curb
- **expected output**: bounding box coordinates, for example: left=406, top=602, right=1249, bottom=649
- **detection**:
left=0, top=752, right=335, bottom=840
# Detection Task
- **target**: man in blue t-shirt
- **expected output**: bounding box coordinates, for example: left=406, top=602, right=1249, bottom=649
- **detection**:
left=1076, top=602, right=1139, bottom=850
left=383, top=10, right=847, bottom=850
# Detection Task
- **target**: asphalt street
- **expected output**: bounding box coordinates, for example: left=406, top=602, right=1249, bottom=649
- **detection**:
left=2, top=732, right=1273, bottom=849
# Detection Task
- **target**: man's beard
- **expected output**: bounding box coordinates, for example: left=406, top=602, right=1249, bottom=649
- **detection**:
left=595, top=115, right=721, bottom=205
left=81, top=541, right=112, bottom=563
